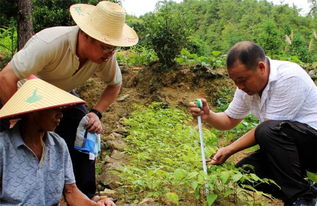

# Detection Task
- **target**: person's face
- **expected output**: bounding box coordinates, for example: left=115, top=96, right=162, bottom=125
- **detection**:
left=86, top=37, right=118, bottom=64
left=227, top=61, right=268, bottom=96
left=31, top=108, right=64, bottom=131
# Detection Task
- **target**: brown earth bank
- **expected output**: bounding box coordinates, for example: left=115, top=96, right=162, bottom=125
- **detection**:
left=78, top=64, right=234, bottom=136
left=77, top=64, right=285, bottom=206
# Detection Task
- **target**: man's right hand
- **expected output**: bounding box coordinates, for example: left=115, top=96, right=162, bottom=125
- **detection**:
left=189, top=98, right=211, bottom=120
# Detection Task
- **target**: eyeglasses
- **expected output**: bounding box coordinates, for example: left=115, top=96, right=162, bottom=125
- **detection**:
left=100, top=44, right=119, bottom=54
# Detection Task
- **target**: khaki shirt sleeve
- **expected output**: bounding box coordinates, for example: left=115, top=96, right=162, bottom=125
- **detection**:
left=10, top=33, right=55, bottom=80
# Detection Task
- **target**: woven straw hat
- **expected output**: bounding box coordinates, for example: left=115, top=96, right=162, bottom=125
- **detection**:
left=70, top=1, right=138, bottom=47
left=0, top=78, right=85, bottom=119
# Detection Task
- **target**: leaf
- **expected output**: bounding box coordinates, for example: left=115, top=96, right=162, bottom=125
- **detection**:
left=223, top=189, right=235, bottom=197
left=174, top=168, right=187, bottom=181
left=307, top=171, right=317, bottom=183
left=232, top=172, right=243, bottom=182
left=191, top=181, right=198, bottom=190
left=220, top=171, right=230, bottom=184
left=207, top=193, right=217, bottom=206
left=165, top=192, right=179, bottom=205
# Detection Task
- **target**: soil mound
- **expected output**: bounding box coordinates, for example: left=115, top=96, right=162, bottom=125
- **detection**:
left=78, top=64, right=234, bottom=136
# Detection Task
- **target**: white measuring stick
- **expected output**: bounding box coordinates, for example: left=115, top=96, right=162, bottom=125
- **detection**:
left=197, top=115, right=208, bottom=175
left=196, top=99, right=209, bottom=195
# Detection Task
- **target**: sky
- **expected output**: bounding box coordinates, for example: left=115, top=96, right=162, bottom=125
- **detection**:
left=121, top=0, right=312, bottom=17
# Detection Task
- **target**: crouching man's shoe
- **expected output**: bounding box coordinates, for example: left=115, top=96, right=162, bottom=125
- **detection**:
left=284, top=197, right=317, bottom=206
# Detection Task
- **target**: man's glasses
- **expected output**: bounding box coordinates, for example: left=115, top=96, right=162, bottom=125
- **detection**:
left=100, top=44, right=119, bottom=54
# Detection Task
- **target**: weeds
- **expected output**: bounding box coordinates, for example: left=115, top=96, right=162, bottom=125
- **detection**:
left=116, top=102, right=274, bottom=205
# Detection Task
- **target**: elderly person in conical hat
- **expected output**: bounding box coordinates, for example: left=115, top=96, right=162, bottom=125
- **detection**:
left=0, top=1, right=138, bottom=198
left=0, top=78, right=115, bottom=206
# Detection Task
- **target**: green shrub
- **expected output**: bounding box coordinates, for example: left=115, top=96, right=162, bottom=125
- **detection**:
left=116, top=47, right=158, bottom=66
left=144, top=1, right=190, bottom=69
left=175, top=48, right=225, bottom=69
left=0, top=26, right=17, bottom=58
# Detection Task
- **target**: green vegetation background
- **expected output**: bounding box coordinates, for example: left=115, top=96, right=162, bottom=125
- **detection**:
left=1, top=0, right=317, bottom=69
left=1, top=0, right=317, bottom=205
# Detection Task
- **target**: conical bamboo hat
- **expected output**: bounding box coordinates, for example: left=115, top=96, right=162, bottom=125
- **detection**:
left=0, top=78, right=85, bottom=119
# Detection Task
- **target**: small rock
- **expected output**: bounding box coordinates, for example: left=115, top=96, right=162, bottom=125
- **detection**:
left=105, top=161, right=123, bottom=170
left=111, top=150, right=125, bottom=160
left=108, top=139, right=126, bottom=151
left=117, top=94, right=130, bottom=102
left=104, top=133, right=117, bottom=141
left=98, top=172, right=121, bottom=189
left=99, top=188, right=117, bottom=198
left=308, top=70, right=316, bottom=76
left=112, top=132, right=124, bottom=139
left=140, top=198, right=155, bottom=204
left=114, top=126, right=129, bottom=136
left=105, top=155, right=116, bottom=163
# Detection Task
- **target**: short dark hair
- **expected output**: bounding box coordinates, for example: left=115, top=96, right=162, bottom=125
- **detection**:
left=226, top=41, right=266, bottom=70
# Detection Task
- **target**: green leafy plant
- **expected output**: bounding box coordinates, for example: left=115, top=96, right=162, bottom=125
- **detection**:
left=115, top=102, right=275, bottom=205
left=0, top=26, right=17, bottom=58
left=306, top=171, right=317, bottom=184
left=144, top=1, right=190, bottom=69
left=116, top=47, right=158, bottom=66
left=175, top=48, right=225, bottom=69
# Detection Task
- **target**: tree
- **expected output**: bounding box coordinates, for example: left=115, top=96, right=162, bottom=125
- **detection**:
left=17, top=0, right=33, bottom=49
left=308, top=0, right=317, bottom=16
left=254, top=20, right=285, bottom=55
left=144, top=1, right=190, bottom=69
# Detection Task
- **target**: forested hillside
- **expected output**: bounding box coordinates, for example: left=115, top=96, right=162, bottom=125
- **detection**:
left=126, top=0, right=317, bottom=67
left=1, top=0, right=317, bottom=68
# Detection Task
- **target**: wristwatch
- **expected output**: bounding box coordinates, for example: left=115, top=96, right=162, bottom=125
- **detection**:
left=89, top=108, right=102, bottom=119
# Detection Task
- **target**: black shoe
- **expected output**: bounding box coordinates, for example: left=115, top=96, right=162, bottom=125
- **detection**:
left=284, top=197, right=317, bottom=206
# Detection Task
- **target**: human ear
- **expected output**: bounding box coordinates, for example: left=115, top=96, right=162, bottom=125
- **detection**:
left=257, top=61, right=266, bottom=73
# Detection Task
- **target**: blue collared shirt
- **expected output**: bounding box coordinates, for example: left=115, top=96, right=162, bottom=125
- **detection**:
left=0, top=124, right=75, bottom=205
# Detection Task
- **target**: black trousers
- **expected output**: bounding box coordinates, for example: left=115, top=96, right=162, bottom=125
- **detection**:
left=55, top=103, right=96, bottom=199
left=236, top=120, right=317, bottom=204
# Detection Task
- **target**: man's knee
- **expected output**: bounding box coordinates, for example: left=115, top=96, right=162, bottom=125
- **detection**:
left=255, top=120, right=283, bottom=145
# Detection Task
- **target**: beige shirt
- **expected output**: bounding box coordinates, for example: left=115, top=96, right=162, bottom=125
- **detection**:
left=10, top=26, right=122, bottom=91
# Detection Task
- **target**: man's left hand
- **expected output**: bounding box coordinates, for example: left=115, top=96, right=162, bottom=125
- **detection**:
left=86, top=112, right=103, bottom=133
left=207, top=146, right=232, bottom=165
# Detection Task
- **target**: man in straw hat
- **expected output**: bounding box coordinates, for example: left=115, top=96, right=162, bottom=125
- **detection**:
left=0, top=78, right=116, bottom=205
left=0, top=1, right=138, bottom=198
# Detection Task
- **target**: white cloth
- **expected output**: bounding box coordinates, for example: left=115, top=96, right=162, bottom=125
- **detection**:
left=74, top=116, right=101, bottom=160
left=225, top=58, right=317, bottom=130
left=10, top=26, right=122, bottom=91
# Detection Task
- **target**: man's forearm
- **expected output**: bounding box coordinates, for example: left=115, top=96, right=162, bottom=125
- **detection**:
left=227, top=127, right=257, bottom=155
left=0, top=64, right=19, bottom=104
left=93, top=84, right=121, bottom=113
left=206, top=111, right=242, bottom=131
left=64, top=184, right=98, bottom=206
